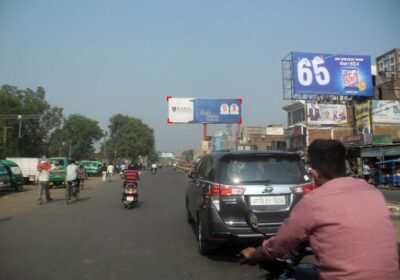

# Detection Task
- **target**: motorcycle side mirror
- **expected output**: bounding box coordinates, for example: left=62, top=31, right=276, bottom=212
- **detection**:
left=244, top=210, right=259, bottom=231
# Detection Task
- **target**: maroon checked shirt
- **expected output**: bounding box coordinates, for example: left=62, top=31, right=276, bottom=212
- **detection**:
left=261, top=177, right=400, bottom=280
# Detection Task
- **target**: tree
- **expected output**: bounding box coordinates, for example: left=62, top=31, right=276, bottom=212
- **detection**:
left=48, top=114, right=103, bottom=159
left=182, top=149, right=195, bottom=162
left=0, top=85, right=63, bottom=157
left=106, top=114, right=156, bottom=162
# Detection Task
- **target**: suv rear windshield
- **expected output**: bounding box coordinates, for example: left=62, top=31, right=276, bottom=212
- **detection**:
left=218, top=154, right=308, bottom=185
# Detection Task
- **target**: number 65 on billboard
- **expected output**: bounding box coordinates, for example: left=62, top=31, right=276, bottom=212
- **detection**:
left=291, top=52, right=373, bottom=97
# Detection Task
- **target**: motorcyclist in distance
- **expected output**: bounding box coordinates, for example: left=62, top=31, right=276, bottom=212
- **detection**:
left=240, top=139, right=400, bottom=280
left=151, top=163, right=157, bottom=173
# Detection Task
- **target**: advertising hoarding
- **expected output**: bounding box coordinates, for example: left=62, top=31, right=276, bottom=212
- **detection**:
left=167, top=97, right=242, bottom=124
left=371, top=100, right=400, bottom=124
left=355, top=101, right=371, bottom=135
left=306, top=103, right=347, bottom=126
left=291, top=52, right=373, bottom=96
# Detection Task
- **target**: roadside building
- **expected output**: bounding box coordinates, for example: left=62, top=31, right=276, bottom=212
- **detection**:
left=375, top=48, right=400, bottom=100
left=283, top=101, right=354, bottom=151
left=239, top=124, right=286, bottom=151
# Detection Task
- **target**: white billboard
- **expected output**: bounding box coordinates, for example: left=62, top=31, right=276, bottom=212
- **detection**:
left=167, top=98, right=194, bottom=123
left=372, top=100, right=400, bottom=124
left=307, top=103, right=347, bottom=126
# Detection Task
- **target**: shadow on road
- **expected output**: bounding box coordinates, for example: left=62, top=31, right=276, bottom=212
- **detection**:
left=0, top=216, right=13, bottom=223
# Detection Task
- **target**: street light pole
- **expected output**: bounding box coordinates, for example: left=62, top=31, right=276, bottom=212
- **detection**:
left=3, top=126, right=14, bottom=157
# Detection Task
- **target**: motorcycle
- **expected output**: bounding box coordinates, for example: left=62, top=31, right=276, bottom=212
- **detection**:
left=173, top=165, right=177, bottom=171
left=239, top=210, right=319, bottom=280
left=151, top=168, right=157, bottom=175
left=122, top=182, right=138, bottom=209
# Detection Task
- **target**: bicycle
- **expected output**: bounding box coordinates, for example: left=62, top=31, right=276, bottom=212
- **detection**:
left=65, top=180, right=80, bottom=204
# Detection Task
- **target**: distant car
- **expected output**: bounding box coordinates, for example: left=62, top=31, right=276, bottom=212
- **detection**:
left=185, top=151, right=314, bottom=255
left=81, top=160, right=103, bottom=176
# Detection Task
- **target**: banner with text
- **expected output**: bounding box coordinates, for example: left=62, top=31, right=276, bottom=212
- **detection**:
left=306, top=103, right=347, bottom=126
left=167, top=97, right=242, bottom=124
left=372, top=100, right=400, bottom=124
left=291, top=52, right=373, bottom=96
left=355, top=101, right=371, bottom=135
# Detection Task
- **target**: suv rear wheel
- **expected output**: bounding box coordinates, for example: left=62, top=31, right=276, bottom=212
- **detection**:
left=197, top=217, right=214, bottom=255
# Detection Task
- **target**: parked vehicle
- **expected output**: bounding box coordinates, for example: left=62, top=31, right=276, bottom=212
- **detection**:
left=6, top=157, right=43, bottom=184
left=186, top=151, right=313, bottom=255
left=0, top=160, right=25, bottom=191
left=0, top=164, right=11, bottom=191
left=239, top=210, right=319, bottom=280
left=48, top=157, right=72, bottom=187
left=374, top=159, right=400, bottom=188
left=81, top=160, right=103, bottom=176
left=122, top=182, right=138, bottom=209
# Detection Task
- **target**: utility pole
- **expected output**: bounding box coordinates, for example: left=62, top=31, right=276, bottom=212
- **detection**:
left=103, top=131, right=108, bottom=162
left=2, top=126, right=14, bottom=157
left=68, top=139, right=72, bottom=158
left=0, top=115, right=42, bottom=138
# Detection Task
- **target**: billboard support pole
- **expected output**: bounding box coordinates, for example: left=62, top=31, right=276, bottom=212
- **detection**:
left=203, top=123, right=207, bottom=141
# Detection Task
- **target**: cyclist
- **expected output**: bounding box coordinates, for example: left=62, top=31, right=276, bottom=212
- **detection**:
left=66, top=160, right=79, bottom=196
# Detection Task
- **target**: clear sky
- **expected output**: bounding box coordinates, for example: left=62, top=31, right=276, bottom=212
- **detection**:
left=1, top=0, right=399, bottom=152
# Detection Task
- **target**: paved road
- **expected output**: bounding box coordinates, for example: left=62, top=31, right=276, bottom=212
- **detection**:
left=0, top=169, right=263, bottom=280
left=381, top=188, right=400, bottom=204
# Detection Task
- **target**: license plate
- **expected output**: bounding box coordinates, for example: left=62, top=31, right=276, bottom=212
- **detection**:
left=126, top=196, right=134, bottom=202
left=250, top=196, right=286, bottom=206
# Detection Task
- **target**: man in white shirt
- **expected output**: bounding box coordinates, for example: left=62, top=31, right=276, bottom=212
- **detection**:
left=36, top=161, right=53, bottom=204
left=66, top=160, right=79, bottom=184
left=363, top=162, right=371, bottom=182
left=107, top=163, right=114, bottom=182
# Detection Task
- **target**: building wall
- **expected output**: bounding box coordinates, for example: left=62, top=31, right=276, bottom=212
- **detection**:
left=308, top=129, right=332, bottom=144
left=373, top=124, right=400, bottom=140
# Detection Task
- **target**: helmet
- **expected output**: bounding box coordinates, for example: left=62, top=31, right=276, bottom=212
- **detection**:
left=128, top=163, right=136, bottom=170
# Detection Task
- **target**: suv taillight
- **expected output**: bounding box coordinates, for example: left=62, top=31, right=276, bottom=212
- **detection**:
left=290, top=183, right=316, bottom=194
left=209, top=184, right=245, bottom=212
left=210, top=184, right=245, bottom=196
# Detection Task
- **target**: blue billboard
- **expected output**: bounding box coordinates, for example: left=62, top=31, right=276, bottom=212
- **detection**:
left=193, top=98, right=242, bottom=124
left=291, top=52, right=373, bottom=96
left=167, top=97, right=242, bottom=124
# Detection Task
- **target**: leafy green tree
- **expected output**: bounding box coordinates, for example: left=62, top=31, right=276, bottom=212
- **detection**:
left=0, top=85, right=63, bottom=157
left=48, top=114, right=103, bottom=159
left=106, top=114, right=156, bottom=162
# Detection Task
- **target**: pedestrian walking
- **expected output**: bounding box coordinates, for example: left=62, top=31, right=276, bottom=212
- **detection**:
left=107, top=163, right=114, bottom=182
left=78, top=165, right=86, bottom=189
left=363, top=162, right=371, bottom=182
left=101, top=163, right=107, bottom=182
left=36, top=161, right=53, bottom=205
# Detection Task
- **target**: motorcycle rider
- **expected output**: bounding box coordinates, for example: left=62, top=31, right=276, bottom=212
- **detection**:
left=151, top=163, right=157, bottom=173
left=173, top=162, right=177, bottom=170
left=240, top=139, right=400, bottom=280
left=122, top=163, right=140, bottom=200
